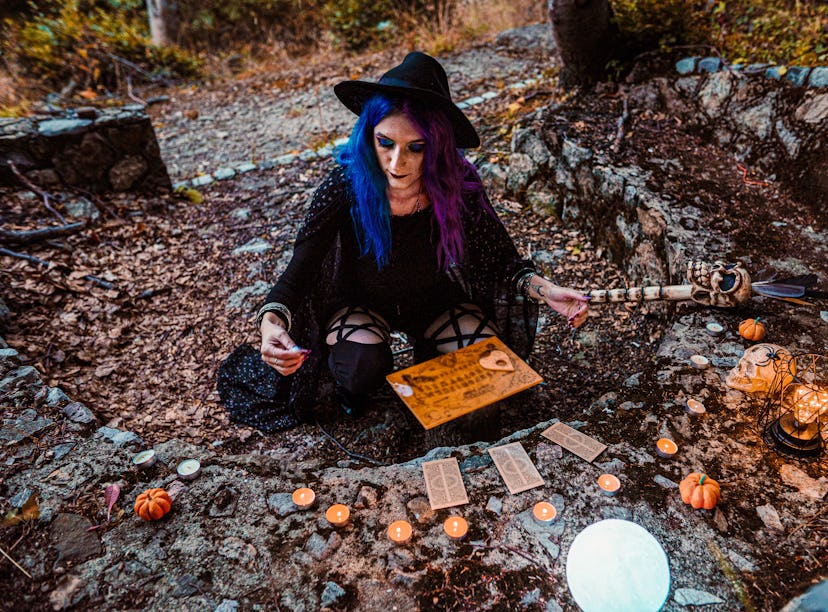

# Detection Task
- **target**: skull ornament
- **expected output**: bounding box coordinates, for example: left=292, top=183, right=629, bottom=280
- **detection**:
left=726, top=344, right=795, bottom=393
left=687, top=260, right=752, bottom=307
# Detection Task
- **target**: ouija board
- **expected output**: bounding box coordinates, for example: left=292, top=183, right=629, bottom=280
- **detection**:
left=386, top=337, right=543, bottom=430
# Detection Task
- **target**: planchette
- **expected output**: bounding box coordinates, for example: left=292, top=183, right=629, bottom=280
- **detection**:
left=478, top=350, right=515, bottom=372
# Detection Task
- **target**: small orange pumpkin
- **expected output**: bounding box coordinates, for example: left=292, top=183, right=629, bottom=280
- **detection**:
left=134, top=488, right=172, bottom=521
left=680, top=473, right=721, bottom=510
left=739, top=317, right=766, bottom=341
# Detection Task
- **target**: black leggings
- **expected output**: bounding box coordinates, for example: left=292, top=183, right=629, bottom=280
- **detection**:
left=326, top=304, right=497, bottom=396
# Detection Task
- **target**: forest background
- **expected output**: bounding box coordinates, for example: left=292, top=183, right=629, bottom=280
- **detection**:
left=1, top=0, right=827, bottom=117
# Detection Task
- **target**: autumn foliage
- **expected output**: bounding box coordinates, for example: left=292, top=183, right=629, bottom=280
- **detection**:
left=1, top=0, right=825, bottom=116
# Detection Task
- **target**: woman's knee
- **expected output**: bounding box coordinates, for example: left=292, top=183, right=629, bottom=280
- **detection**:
left=328, top=340, right=393, bottom=394
left=424, top=303, right=498, bottom=353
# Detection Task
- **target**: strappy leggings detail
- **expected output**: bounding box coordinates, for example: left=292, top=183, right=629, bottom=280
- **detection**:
left=325, top=305, right=390, bottom=346
left=423, top=303, right=498, bottom=353
left=325, top=303, right=498, bottom=396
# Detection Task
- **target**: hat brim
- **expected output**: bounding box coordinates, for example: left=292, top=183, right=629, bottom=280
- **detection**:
left=334, top=80, right=481, bottom=149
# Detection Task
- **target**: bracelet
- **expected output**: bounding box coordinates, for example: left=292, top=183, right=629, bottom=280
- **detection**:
left=515, top=270, right=536, bottom=297
left=256, top=302, right=292, bottom=332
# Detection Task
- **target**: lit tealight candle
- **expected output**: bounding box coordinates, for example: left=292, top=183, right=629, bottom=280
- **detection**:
left=443, top=516, right=469, bottom=541
left=690, top=355, right=710, bottom=370
left=325, top=504, right=350, bottom=528
left=532, top=502, right=558, bottom=525
left=705, top=322, right=724, bottom=337
left=387, top=520, right=413, bottom=545
left=686, top=398, right=707, bottom=415
left=656, top=438, right=679, bottom=458
left=176, top=459, right=201, bottom=480
left=132, top=449, right=156, bottom=470
left=598, top=474, right=621, bottom=496
left=292, top=487, right=315, bottom=510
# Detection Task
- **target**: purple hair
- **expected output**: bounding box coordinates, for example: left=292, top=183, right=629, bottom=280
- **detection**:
left=337, top=94, right=491, bottom=270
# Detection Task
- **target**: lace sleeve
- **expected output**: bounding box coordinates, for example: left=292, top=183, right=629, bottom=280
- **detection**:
left=262, top=165, right=351, bottom=314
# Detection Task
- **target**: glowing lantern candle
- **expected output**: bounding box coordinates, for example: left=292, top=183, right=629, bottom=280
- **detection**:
left=532, top=502, right=558, bottom=525
left=656, top=438, right=679, bottom=458
left=788, top=385, right=828, bottom=426
left=686, top=399, right=707, bottom=415
left=387, top=520, right=413, bottom=545
left=443, top=516, right=468, bottom=541
left=598, top=474, right=621, bottom=496
left=292, top=487, right=315, bottom=510
left=325, top=504, right=350, bottom=528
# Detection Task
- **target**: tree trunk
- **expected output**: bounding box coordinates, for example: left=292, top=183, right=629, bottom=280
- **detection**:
left=548, top=0, right=614, bottom=89
left=146, top=0, right=180, bottom=47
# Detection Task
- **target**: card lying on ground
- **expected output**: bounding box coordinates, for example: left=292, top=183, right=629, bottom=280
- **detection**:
left=488, top=441, right=544, bottom=494
left=386, top=337, right=543, bottom=430
left=422, top=457, right=469, bottom=510
left=541, top=421, right=607, bottom=463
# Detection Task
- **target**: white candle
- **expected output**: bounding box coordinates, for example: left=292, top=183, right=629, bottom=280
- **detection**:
left=690, top=355, right=710, bottom=370
left=705, top=322, right=724, bottom=337
left=132, top=449, right=156, bottom=469
left=176, top=459, right=201, bottom=480
left=686, top=398, right=707, bottom=415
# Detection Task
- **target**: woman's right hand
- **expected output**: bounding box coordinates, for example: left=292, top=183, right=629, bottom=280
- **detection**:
left=260, top=313, right=306, bottom=376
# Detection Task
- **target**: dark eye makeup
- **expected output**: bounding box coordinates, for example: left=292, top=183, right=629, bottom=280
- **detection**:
left=375, top=134, right=425, bottom=153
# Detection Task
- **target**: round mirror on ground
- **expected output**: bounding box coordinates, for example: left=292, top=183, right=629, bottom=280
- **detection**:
left=566, top=519, right=670, bottom=612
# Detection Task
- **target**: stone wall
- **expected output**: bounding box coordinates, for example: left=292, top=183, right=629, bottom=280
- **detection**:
left=492, top=67, right=828, bottom=289
left=496, top=117, right=717, bottom=288
left=670, top=61, right=827, bottom=206
left=0, top=105, right=170, bottom=193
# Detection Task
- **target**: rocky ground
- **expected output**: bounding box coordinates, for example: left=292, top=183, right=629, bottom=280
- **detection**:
left=1, top=23, right=827, bottom=611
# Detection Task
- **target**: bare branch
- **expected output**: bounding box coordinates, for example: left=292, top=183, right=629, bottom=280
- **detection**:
left=0, top=545, right=32, bottom=579
left=0, top=222, right=86, bottom=245
left=7, top=162, right=67, bottom=224
left=0, top=247, right=116, bottom=290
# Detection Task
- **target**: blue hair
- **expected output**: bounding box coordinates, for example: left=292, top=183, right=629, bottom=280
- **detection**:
left=337, top=94, right=486, bottom=269
left=337, top=96, right=396, bottom=268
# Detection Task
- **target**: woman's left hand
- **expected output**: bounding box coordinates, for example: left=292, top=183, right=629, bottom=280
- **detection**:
left=526, top=275, right=590, bottom=328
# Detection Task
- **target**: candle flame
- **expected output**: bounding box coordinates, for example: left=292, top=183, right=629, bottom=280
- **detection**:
left=788, top=386, right=828, bottom=425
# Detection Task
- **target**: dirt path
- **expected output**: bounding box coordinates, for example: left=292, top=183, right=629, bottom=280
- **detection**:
left=150, top=25, right=556, bottom=180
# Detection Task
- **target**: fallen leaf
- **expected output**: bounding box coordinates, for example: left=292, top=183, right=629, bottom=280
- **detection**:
left=2, top=492, right=40, bottom=526
left=95, top=364, right=116, bottom=377
left=105, top=484, right=120, bottom=523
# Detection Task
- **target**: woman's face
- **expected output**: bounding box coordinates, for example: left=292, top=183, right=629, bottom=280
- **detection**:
left=373, top=112, right=425, bottom=192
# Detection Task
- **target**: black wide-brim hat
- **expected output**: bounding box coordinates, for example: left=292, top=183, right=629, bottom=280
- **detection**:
left=334, top=51, right=480, bottom=149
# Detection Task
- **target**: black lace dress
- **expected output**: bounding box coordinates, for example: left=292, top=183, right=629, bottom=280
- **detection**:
left=217, top=163, right=538, bottom=432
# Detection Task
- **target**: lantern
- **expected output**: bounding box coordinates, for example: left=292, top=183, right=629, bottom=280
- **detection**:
left=760, top=353, right=827, bottom=458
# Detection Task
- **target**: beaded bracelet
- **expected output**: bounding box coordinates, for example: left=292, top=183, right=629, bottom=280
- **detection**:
left=256, top=302, right=292, bottom=332
left=515, top=270, right=537, bottom=297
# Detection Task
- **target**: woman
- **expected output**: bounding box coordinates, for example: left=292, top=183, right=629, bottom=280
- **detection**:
left=219, top=52, right=589, bottom=429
